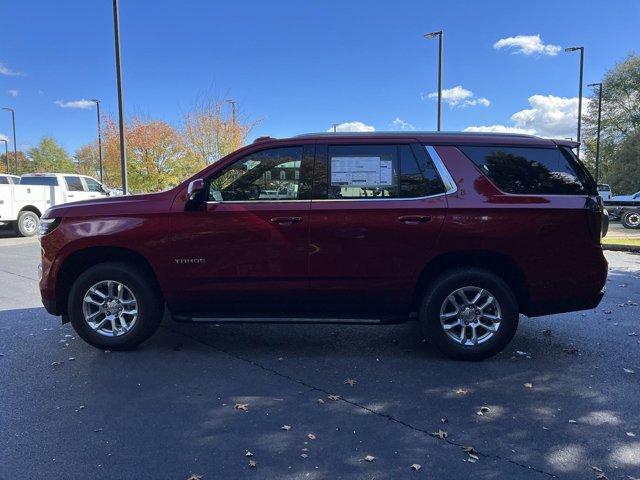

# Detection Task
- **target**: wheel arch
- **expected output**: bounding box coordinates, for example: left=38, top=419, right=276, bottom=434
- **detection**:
left=56, top=246, right=163, bottom=320
left=19, top=205, right=42, bottom=217
left=412, top=250, right=529, bottom=313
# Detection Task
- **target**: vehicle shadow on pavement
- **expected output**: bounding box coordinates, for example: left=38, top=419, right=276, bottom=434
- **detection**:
left=2, top=283, right=639, bottom=480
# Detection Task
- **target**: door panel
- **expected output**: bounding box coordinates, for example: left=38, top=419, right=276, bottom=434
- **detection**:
left=308, top=197, right=446, bottom=315
left=169, top=201, right=310, bottom=315
left=307, top=143, right=448, bottom=315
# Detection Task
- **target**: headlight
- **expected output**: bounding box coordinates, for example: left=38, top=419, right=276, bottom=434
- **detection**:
left=39, top=217, right=61, bottom=237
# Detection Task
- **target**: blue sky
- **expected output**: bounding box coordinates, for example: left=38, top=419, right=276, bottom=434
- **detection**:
left=1, top=0, right=638, bottom=154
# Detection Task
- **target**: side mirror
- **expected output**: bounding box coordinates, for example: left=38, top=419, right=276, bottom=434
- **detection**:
left=187, top=178, right=204, bottom=200
left=185, top=178, right=206, bottom=210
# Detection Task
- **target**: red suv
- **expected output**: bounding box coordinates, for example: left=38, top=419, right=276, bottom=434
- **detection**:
left=38, top=132, right=607, bottom=360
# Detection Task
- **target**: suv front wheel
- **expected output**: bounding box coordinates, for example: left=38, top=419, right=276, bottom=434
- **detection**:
left=67, top=262, right=163, bottom=350
left=420, top=268, right=519, bottom=361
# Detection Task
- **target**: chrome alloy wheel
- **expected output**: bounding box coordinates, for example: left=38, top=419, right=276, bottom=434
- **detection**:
left=439, top=286, right=501, bottom=346
left=626, top=212, right=640, bottom=228
left=82, top=280, right=138, bottom=337
left=22, top=215, right=37, bottom=234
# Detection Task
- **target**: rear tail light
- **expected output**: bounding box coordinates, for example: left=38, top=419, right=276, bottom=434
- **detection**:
left=585, top=197, right=603, bottom=244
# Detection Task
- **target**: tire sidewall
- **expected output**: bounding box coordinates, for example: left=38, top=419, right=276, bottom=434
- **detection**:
left=17, top=211, right=39, bottom=237
left=420, top=269, right=519, bottom=361
left=68, top=263, right=162, bottom=350
left=622, top=211, right=640, bottom=229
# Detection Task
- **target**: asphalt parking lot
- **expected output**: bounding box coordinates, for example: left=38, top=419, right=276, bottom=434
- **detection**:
left=1, top=233, right=639, bottom=479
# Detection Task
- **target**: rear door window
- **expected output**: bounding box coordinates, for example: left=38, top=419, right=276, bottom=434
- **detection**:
left=313, top=144, right=445, bottom=200
left=458, top=145, right=591, bottom=195
left=84, top=177, right=103, bottom=192
left=64, top=176, right=85, bottom=191
left=19, top=176, right=59, bottom=186
left=0, top=176, right=8, bottom=184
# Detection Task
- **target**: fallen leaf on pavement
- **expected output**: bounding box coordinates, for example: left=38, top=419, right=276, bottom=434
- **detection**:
left=524, top=382, right=533, bottom=389
left=463, top=446, right=479, bottom=462
left=345, top=378, right=357, bottom=386
left=453, top=388, right=468, bottom=396
left=316, top=398, right=325, bottom=404
left=234, top=403, right=249, bottom=411
left=623, top=368, right=635, bottom=374
left=186, top=475, right=203, bottom=480
left=441, top=417, right=448, bottom=423
left=410, top=463, right=422, bottom=471
left=327, top=394, right=341, bottom=401
left=51, top=361, right=61, bottom=366
left=626, top=432, right=636, bottom=437
left=307, top=433, right=316, bottom=440
left=248, top=459, right=256, bottom=468
left=245, top=451, right=253, bottom=457
left=431, top=429, right=447, bottom=440
left=569, top=419, right=577, bottom=424
left=281, top=425, right=292, bottom=431
left=364, top=455, right=375, bottom=462
left=476, top=406, right=491, bottom=416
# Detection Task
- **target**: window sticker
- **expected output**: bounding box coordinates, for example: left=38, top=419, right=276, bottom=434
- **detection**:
left=331, top=156, right=393, bottom=187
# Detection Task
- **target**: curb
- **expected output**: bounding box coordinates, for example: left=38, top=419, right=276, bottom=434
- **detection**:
left=602, top=243, right=640, bottom=253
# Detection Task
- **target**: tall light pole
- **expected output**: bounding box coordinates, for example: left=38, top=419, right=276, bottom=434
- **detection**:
left=424, top=30, right=443, bottom=131
left=332, top=123, right=338, bottom=133
left=89, top=99, right=104, bottom=184
left=588, top=82, right=603, bottom=183
left=226, top=99, right=237, bottom=123
left=112, top=0, right=128, bottom=194
left=2, top=107, right=17, bottom=173
left=0, top=139, right=8, bottom=174
left=565, top=46, right=584, bottom=158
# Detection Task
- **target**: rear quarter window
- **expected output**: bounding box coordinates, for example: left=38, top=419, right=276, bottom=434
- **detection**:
left=458, top=145, right=593, bottom=195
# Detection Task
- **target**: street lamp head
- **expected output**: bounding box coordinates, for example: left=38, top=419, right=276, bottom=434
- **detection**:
left=89, top=99, right=100, bottom=104
left=424, top=31, right=442, bottom=39
left=587, top=82, right=602, bottom=88
left=565, top=46, right=583, bottom=52
left=2, top=107, right=14, bottom=112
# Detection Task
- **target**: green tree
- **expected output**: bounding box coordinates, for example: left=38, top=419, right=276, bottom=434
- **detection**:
left=583, top=54, right=640, bottom=193
left=27, top=137, right=76, bottom=173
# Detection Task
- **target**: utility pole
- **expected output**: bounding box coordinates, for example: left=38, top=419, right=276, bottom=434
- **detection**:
left=588, top=82, right=603, bottom=183
left=112, top=0, right=128, bottom=194
left=226, top=99, right=237, bottom=123
left=424, top=30, right=443, bottom=131
left=2, top=107, right=17, bottom=173
left=565, top=46, right=584, bottom=158
left=0, top=139, right=8, bottom=174
left=90, top=99, right=104, bottom=184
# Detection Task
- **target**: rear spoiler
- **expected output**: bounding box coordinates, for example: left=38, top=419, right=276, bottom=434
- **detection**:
left=552, top=139, right=580, bottom=149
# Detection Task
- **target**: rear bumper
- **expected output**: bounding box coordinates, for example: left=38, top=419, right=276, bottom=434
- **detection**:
left=524, top=287, right=605, bottom=317
left=41, top=294, right=61, bottom=316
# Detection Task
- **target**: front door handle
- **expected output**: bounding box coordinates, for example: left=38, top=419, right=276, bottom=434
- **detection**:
left=398, top=215, right=431, bottom=225
left=270, top=216, right=303, bottom=225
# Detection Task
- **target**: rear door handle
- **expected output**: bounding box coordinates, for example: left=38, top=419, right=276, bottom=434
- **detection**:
left=398, top=215, right=431, bottom=225
left=270, top=216, right=303, bottom=225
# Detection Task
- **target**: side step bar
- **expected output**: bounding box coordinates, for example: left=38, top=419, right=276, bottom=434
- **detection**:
left=172, top=315, right=410, bottom=325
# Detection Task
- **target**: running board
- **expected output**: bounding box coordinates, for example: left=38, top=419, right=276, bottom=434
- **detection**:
left=172, top=315, right=403, bottom=325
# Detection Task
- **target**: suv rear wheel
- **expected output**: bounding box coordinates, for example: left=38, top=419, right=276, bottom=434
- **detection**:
left=420, top=268, right=519, bottom=360
left=67, top=262, right=163, bottom=350
left=621, top=211, right=640, bottom=229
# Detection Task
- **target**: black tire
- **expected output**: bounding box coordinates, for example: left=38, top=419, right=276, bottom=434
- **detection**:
left=67, top=262, right=163, bottom=350
left=419, top=268, right=519, bottom=361
left=15, top=210, right=39, bottom=237
left=621, top=211, right=640, bottom=229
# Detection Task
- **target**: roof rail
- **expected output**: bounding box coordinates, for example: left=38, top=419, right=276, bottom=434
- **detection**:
left=253, top=136, right=276, bottom=143
left=294, top=131, right=539, bottom=139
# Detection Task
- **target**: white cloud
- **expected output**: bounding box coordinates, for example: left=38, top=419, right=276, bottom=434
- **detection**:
left=493, top=34, right=561, bottom=56
left=54, top=99, right=95, bottom=109
left=465, top=94, right=589, bottom=139
left=328, top=121, right=375, bottom=132
left=0, top=133, right=8, bottom=142
left=464, top=125, right=535, bottom=134
left=425, top=85, right=490, bottom=108
left=0, top=62, right=25, bottom=76
left=7, top=89, right=19, bottom=97
left=391, top=117, right=415, bottom=131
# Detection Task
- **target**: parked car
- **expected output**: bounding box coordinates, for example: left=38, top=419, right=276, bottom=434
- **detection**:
left=0, top=173, right=108, bottom=236
left=597, top=184, right=612, bottom=200
left=0, top=174, right=20, bottom=184
left=38, top=132, right=607, bottom=360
